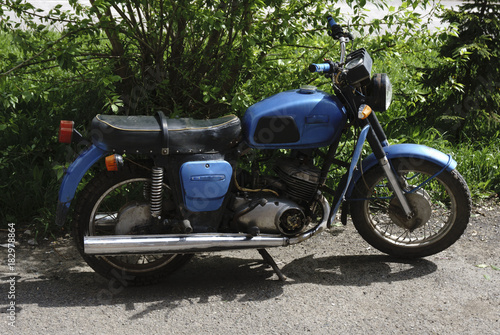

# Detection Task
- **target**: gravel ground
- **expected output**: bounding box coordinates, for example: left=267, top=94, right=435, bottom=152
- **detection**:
left=1, top=200, right=499, bottom=334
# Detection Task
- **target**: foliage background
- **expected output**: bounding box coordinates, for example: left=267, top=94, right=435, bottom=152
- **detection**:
left=0, top=0, right=499, bottom=236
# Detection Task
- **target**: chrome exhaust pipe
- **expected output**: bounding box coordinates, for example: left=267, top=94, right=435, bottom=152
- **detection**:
left=84, top=234, right=289, bottom=255
left=84, top=195, right=330, bottom=255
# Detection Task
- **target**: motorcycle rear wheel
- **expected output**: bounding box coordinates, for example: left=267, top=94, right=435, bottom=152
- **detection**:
left=350, top=158, right=471, bottom=258
left=73, top=163, right=192, bottom=286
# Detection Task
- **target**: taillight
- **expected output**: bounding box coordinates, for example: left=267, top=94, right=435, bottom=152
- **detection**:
left=59, top=120, right=74, bottom=143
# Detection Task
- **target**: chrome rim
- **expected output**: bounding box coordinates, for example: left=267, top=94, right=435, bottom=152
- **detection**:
left=363, top=169, right=457, bottom=247
left=88, top=178, right=179, bottom=273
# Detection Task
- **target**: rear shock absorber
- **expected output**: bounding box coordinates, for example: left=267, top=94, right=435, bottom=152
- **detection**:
left=150, top=166, right=164, bottom=219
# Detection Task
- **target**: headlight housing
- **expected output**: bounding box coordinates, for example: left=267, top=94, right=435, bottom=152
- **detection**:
left=369, top=73, right=392, bottom=112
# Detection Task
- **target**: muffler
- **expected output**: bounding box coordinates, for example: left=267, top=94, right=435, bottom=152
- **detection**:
left=84, top=195, right=330, bottom=255
left=84, top=234, right=289, bottom=255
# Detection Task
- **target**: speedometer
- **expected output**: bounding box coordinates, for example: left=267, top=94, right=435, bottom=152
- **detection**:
left=345, top=57, right=363, bottom=69
left=344, top=48, right=373, bottom=85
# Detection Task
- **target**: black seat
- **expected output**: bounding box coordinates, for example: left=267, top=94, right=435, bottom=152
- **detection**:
left=91, top=113, right=241, bottom=155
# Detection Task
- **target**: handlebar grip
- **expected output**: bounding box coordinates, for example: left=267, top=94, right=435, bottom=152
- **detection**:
left=308, top=63, right=332, bottom=73
left=327, top=15, right=337, bottom=28
left=326, top=14, right=344, bottom=39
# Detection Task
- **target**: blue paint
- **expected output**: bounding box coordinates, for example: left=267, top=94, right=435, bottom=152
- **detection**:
left=56, top=145, right=107, bottom=225
left=345, top=143, right=457, bottom=199
left=331, top=125, right=371, bottom=220
left=179, top=160, right=232, bottom=212
left=243, top=89, right=346, bottom=149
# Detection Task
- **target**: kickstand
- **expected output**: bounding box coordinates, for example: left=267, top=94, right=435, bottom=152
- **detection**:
left=258, top=249, right=287, bottom=281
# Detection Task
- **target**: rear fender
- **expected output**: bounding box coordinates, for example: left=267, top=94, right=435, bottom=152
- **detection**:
left=56, top=145, right=107, bottom=226
left=345, top=143, right=457, bottom=200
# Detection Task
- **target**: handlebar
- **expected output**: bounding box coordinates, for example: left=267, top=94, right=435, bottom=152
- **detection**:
left=308, top=63, right=332, bottom=73
left=327, top=15, right=345, bottom=40
left=313, top=14, right=352, bottom=69
left=308, top=15, right=355, bottom=75
left=326, top=14, right=353, bottom=41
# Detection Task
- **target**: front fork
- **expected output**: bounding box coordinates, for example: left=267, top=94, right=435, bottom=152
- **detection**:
left=364, top=113, right=413, bottom=218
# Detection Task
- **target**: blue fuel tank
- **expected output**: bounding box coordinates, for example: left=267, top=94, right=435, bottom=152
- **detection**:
left=242, top=88, right=347, bottom=149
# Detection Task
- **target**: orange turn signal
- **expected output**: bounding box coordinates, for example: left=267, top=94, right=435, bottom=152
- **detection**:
left=358, top=104, right=372, bottom=120
left=59, top=120, right=74, bottom=143
left=105, top=154, right=124, bottom=171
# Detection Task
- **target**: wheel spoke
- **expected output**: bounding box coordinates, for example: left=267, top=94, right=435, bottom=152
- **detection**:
left=86, top=177, right=184, bottom=273
left=350, top=158, right=469, bottom=258
left=362, top=166, right=457, bottom=247
left=94, top=212, right=118, bottom=227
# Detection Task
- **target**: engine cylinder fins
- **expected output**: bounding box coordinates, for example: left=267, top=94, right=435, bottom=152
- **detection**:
left=274, top=158, right=321, bottom=202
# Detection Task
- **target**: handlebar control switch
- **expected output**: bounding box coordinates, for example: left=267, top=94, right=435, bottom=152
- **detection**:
left=327, top=15, right=345, bottom=39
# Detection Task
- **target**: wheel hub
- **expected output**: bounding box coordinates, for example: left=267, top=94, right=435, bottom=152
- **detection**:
left=115, top=202, right=150, bottom=234
left=388, top=189, right=432, bottom=231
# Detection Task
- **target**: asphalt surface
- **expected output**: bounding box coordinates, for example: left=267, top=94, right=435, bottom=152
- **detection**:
left=1, top=200, right=499, bottom=334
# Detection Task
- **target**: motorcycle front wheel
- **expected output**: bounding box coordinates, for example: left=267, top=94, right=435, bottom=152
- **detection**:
left=350, top=158, right=471, bottom=258
left=73, top=163, right=192, bottom=286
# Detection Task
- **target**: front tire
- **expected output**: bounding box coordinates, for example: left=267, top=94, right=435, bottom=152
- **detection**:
left=350, top=158, right=471, bottom=258
left=73, top=163, right=192, bottom=286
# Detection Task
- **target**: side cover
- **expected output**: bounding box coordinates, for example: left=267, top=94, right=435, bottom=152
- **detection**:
left=179, top=160, right=232, bottom=212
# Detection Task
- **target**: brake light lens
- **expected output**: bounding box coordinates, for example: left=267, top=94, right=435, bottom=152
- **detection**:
left=59, top=120, right=74, bottom=143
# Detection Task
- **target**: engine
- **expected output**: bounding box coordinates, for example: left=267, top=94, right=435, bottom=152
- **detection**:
left=232, top=157, right=321, bottom=236
left=232, top=197, right=307, bottom=236
left=274, top=157, right=321, bottom=204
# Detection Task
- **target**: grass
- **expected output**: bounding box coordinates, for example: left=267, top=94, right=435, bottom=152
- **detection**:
left=389, top=126, right=500, bottom=198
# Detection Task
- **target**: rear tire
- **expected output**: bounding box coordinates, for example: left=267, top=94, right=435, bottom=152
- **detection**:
left=350, top=158, right=471, bottom=258
left=73, top=163, right=192, bottom=286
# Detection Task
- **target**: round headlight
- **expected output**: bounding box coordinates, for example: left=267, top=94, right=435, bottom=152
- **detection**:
left=369, top=73, right=392, bottom=112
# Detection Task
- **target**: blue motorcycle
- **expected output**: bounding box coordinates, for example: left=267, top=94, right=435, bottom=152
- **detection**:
left=56, top=15, right=471, bottom=285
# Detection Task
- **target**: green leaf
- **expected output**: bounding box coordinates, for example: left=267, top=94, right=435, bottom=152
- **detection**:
left=475, top=264, right=489, bottom=268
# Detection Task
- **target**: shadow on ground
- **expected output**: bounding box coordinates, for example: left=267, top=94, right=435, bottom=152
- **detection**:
left=3, top=250, right=436, bottom=318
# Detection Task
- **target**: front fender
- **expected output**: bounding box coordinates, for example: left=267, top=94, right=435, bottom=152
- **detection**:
left=345, top=143, right=457, bottom=199
left=56, top=145, right=107, bottom=226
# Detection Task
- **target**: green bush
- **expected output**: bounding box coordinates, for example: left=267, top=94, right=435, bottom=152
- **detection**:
left=1, top=0, right=498, bottom=237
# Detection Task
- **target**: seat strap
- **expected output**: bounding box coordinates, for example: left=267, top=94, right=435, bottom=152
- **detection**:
left=156, top=111, right=169, bottom=155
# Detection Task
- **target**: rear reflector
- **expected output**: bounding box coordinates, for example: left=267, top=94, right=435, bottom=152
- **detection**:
left=59, top=120, right=74, bottom=143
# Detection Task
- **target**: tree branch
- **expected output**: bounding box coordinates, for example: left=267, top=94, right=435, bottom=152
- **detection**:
left=1, top=29, right=83, bottom=77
